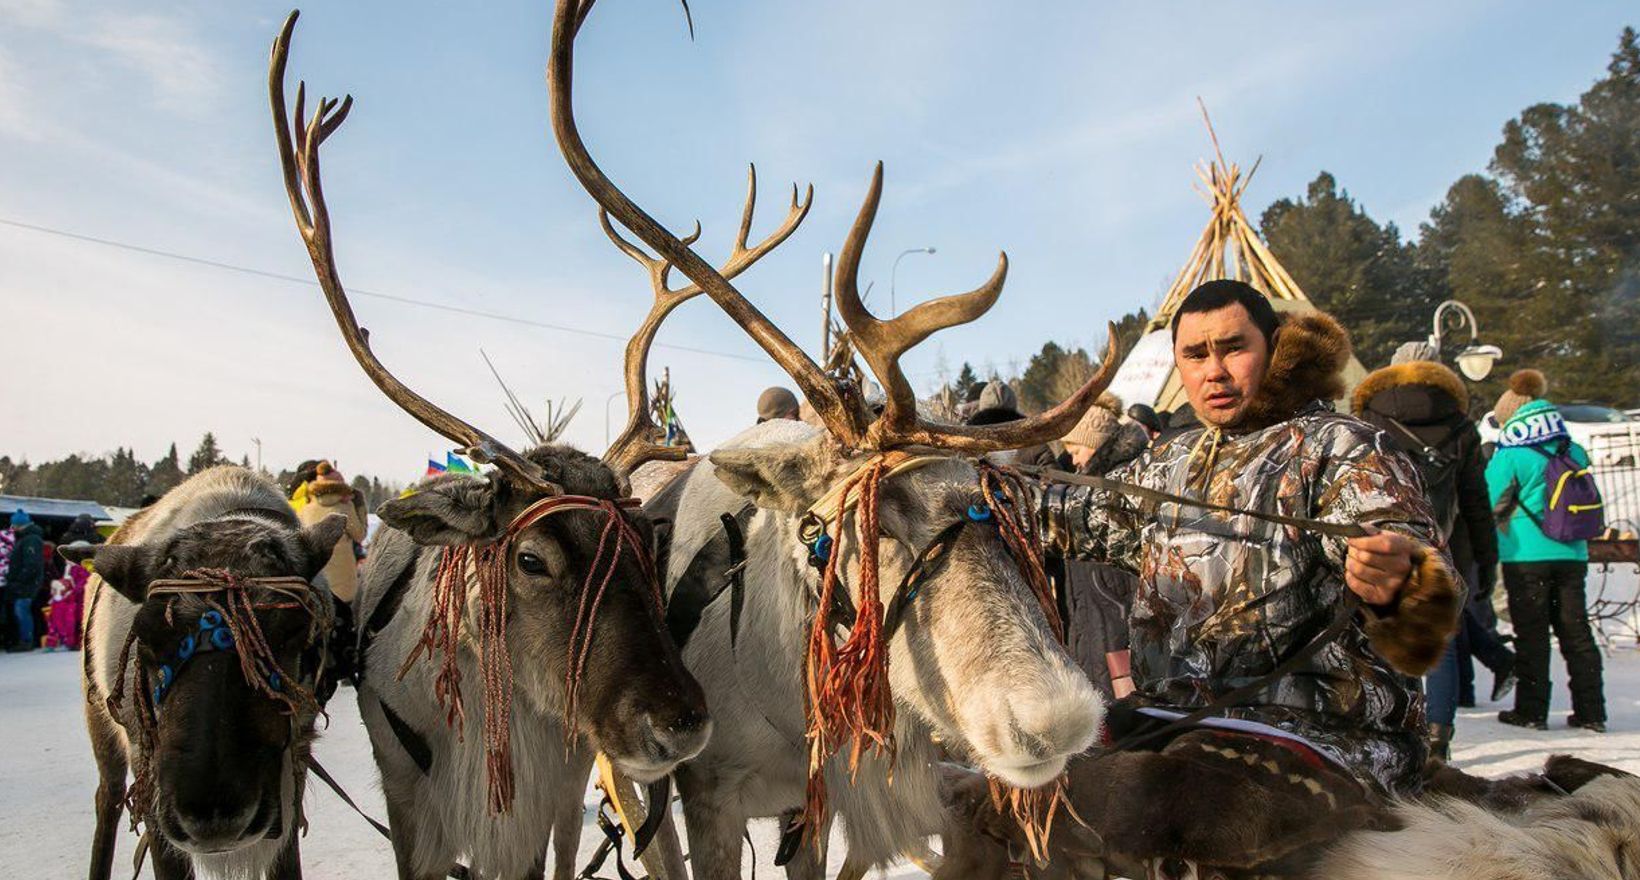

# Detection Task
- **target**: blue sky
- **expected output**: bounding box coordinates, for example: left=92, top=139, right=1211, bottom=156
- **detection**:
left=1, top=0, right=1632, bottom=482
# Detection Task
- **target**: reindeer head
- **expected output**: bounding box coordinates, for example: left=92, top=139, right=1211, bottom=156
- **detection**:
left=373, top=449, right=707, bottom=782
left=267, top=13, right=709, bottom=794
left=74, top=511, right=346, bottom=855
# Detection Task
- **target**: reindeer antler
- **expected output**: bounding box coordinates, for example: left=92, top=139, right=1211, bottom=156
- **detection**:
left=834, top=165, right=1123, bottom=453
left=599, top=164, right=813, bottom=476
left=549, top=0, right=871, bottom=451
left=270, top=11, right=561, bottom=495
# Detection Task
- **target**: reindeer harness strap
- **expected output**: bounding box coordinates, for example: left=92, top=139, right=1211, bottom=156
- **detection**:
left=397, top=492, right=655, bottom=815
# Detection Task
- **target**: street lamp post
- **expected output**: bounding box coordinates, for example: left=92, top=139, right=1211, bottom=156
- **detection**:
left=890, top=247, right=936, bottom=317
left=1428, top=300, right=1503, bottom=381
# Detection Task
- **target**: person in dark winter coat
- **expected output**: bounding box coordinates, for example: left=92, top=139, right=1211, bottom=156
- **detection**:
left=1354, top=343, right=1510, bottom=761
left=6, top=510, right=47, bottom=651
left=1485, top=369, right=1605, bottom=732
left=1021, top=282, right=1459, bottom=874
left=1043, top=285, right=1458, bottom=796
left=58, top=513, right=104, bottom=547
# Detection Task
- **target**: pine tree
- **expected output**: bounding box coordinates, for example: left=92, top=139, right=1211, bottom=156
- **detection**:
left=1017, top=342, right=1096, bottom=415
left=187, top=433, right=223, bottom=474
left=106, top=447, right=149, bottom=507
left=0, top=456, right=31, bottom=495
left=953, top=362, right=981, bottom=403
left=1480, top=27, right=1640, bottom=403
left=149, top=444, right=185, bottom=497
left=1111, top=307, right=1153, bottom=355
left=1261, top=172, right=1438, bottom=368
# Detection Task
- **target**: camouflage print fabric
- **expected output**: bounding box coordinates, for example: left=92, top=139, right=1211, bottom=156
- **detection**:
left=1041, top=401, right=1450, bottom=795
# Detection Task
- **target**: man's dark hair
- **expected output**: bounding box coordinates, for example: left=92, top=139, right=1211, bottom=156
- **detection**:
left=1169, top=279, right=1279, bottom=346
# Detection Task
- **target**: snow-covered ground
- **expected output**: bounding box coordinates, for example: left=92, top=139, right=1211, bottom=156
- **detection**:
left=6, top=569, right=1639, bottom=878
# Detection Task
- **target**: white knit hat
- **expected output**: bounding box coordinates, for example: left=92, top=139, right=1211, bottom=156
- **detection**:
left=1062, top=393, right=1124, bottom=449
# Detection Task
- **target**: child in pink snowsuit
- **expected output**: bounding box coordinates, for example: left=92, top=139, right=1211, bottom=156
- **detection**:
left=46, top=563, right=87, bottom=650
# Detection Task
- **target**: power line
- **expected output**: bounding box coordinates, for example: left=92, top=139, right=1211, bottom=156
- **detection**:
left=0, top=215, right=773, bottom=365
left=0, top=216, right=1026, bottom=384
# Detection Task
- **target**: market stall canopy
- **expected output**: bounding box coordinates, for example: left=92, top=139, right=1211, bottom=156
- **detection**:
left=0, top=493, right=111, bottom=524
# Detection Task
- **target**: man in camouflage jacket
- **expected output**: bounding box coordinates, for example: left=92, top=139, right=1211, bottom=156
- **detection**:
left=1041, top=281, right=1461, bottom=798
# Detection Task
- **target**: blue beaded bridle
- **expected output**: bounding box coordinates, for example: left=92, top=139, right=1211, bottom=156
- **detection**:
left=136, top=571, right=329, bottom=709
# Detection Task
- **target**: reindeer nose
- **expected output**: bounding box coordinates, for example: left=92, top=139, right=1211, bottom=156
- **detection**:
left=662, top=707, right=708, bottom=736
left=170, top=801, right=264, bottom=852
left=642, top=705, right=712, bottom=763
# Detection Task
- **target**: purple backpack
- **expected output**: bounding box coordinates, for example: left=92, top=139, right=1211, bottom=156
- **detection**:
left=1528, top=441, right=1605, bottom=542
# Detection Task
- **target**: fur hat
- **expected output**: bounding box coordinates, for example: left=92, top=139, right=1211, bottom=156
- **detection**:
left=1494, top=369, right=1548, bottom=425
left=1063, top=393, right=1123, bottom=450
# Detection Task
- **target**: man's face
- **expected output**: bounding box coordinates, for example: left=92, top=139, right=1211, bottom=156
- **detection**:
left=1173, top=304, right=1271, bottom=428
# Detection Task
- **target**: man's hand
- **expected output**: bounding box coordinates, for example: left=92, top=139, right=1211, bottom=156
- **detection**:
left=1345, top=527, right=1422, bottom=607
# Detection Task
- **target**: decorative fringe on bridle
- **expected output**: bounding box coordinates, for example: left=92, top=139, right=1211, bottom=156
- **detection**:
left=802, top=460, right=896, bottom=837
left=799, top=458, right=1072, bottom=851
left=106, top=569, right=327, bottom=837
left=988, top=775, right=1085, bottom=865
left=397, top=495, right=658, bottom=815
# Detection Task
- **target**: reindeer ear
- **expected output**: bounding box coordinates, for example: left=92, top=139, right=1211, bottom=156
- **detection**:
left=296, top=513, right=350, bottom=581
left=377, top=474, right=504, bottom=546
left=90, top=545, right=153, bottom=604
left=58, top=542, right=98, bottom=565
left=710, top=437, right=844, bottom=514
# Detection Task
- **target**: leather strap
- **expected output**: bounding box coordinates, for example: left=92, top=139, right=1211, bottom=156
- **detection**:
left=1019, top=464, right=1370, bottom=540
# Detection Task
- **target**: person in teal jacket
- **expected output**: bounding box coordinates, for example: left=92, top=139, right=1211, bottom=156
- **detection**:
left=1484, top=369, right=1605, bottom=732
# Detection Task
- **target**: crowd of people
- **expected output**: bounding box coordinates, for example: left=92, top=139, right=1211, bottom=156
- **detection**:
left=2, top=510, right=99, bottom=653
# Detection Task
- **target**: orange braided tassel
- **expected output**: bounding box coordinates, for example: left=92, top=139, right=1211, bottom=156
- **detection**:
left=801, top=460, right=900, bottom=844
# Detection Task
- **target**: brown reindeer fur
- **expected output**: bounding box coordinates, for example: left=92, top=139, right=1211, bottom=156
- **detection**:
left=1239, top=310, right=1352, bottom=430
left=940, top=730, right=1397, bottom=878
left=1362, top=549, right=1462, bottom=676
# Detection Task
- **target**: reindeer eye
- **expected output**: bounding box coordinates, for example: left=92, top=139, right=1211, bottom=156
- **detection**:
left=516, top=552, right=551, bottom=577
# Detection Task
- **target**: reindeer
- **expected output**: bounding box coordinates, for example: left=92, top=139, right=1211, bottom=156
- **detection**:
left=545, top=2, right=1120, bottom=875
left=268, top=14, right=710, bottom=880
left=75, top=466, right=350, bottom=880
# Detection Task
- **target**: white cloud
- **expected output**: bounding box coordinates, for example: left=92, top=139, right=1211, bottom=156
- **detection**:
left=0, top=54, right=47, bottom=140
left=0, top=0, right=63, bottom=28
left=78, top=12, right=221, bottom=111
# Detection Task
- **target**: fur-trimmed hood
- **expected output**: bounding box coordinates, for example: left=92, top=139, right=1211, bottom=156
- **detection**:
left=1238, top=311, right=1353, bottom=431
left=1351, top=360, right=1468, bottom=424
